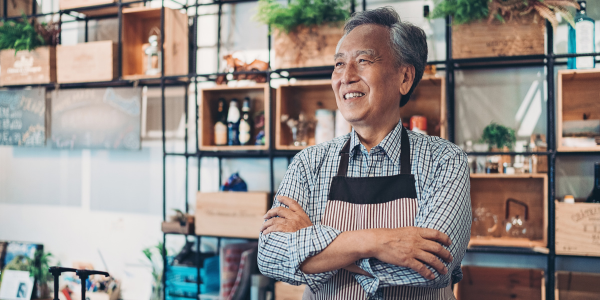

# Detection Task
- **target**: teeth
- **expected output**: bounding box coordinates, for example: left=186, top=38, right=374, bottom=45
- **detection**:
left=344, top=92, right=364, bottom=99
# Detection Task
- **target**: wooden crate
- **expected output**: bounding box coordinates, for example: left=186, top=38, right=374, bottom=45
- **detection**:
left=555, top=201, right=600, bottom=257
left=60, top=0, right=139, bottom=17
left=273, top=24, right=343, bottom=69
left=122, top=7, right=188, bottom=80
left=275, top=77, right=446, bottom=150
left=0, top=46, right=56, bottom=86
left=0, top=0, right=36, bottom=18
left=557, top=69, right=600, bottom=152
left=195, top=192, right=269, bottom=239
left=198, top=84, right=271, bottom=151
left=456, top=266, right=544, bottom=300
left=469, top=174, right=548, bottom=250
left=555, top=271, right=600, bottom=300
left=275, top=282, right=305, bottom=300
left=57, top=41, right=117, bottom=83
left=452, top=15, right=545, bottom=59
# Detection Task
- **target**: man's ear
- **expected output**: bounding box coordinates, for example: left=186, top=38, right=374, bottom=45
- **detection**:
left=399, top=65, right=415, bottom=96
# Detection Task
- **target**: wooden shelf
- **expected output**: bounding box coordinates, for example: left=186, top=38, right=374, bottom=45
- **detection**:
left=198, top=84, right=271, bottom=151
left=557, top=69, right=600, bottom=153
left=456, top=267, right=545, bottom=300
left=60, top=1, right=140, bottom=17
left=555, top=271, right=600, bottom=299
left=470, top=174, right=548, bottom=249
left=401, top=75, right=446, bottom=138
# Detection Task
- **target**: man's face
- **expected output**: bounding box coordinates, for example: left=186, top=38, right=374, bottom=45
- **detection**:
left=332, top=24, right=406, bottom=128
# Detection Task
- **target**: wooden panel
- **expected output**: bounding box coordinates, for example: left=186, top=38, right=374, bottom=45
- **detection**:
left=195, top=192, right=269, bottom=239
left=57, top=41, right=117, bottom=83
left=470, top=174, right=548, bottom=248
left=60, top=0, right=139, bottom=16
left=0, top=0, right=35, bottom=18
left=276, top=80, right=337, bottom=149
left=275, top=282, right=305, bottom=300
left=400, top=76, right=446, bottom=138
left=199, top=84, right=270, bottom=151
left=556, top=271, right=600, bottom=300
left=0, top=46, right=56, bottom=86
left=452, top=15, right=545, bottom=59
left=557, top=69, right=600, bottom=152
left=273, top=24, right=343, bottom=69
left=122, top=7, right=188, bottom=79
left=555, top=202, right=600, bottom=256
left=457, top=267, right=544, bottom=300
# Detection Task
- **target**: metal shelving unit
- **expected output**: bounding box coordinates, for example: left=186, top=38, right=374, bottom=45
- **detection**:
left=6, top=0, right=600, bottom=299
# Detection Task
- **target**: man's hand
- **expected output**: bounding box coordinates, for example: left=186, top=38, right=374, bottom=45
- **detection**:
left=260, top=195, right=313, bottom=234
left=368, top=227, right=453, bottom=280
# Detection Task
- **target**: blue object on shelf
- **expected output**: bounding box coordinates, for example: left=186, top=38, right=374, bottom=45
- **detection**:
left=165, top=255, right=220, bottom=296
left=220, top=172, right=248, bottom=191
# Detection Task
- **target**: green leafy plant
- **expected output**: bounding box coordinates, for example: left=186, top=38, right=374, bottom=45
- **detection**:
left=0, top=14, right=59, bottom=54
left=481, top=122, right=516, bottom=150
left=254, top=0, right=351, bottom=33
left=143, top=242, right=166, bottom=300
left=27, top=249, right=54, bottom=299
left=431, top=0, right=490, bottom=25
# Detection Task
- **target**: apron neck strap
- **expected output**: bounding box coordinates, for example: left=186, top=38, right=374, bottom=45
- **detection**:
left=337, top=126, right=412, bottom=177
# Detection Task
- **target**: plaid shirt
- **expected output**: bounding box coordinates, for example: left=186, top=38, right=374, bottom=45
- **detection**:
left=258, top=120, right=471, bottom=299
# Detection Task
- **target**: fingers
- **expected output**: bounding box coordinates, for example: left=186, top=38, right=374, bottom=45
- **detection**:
left=263, top=206, right=294, bottom=220
left=260, top=218, right=287, bottom=233
left=415, top=251, right=448, bottom=276
left=418, top=228, right=452, bottom=247
left=421, top=240, right=453, bottom=263
left=277, top=195, right=304, bottom=213
left=406, top=259, right=435, bottom=280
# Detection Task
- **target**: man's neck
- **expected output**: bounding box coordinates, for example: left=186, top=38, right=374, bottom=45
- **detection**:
left=353, top=117, right=401, bottom=152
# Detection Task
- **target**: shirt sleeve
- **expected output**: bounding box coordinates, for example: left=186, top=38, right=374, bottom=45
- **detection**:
left=354, top=150, right=472, bottom=296
left=257, top=153, right=343, bottom=293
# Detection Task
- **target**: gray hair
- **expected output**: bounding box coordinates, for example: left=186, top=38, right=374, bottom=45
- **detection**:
left=337, top=7, right=428, bottom=107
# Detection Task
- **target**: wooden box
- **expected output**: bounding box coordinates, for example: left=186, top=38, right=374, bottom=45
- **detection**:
left=0, top=46, right=56, bottom=86
left=274, top=282, right=306, bottom=300
left=161, top=220, right=195, bottom=235
left=452, top=15, right=545, bottom=59
left=469, top=174, right=548, bottom=250
left=198, top=84, right=271, bottom=151
left=0, top=0, right=36, bottom=18
left=122, top=7, right=188, bottom=80
left=456, top=267, right=544, bottom=300
left=275, top=77, right=446, bottom=150
left=273, top=24, right=343, bottom=69
left=195, top=192, right=269, bottom=239
left=57, top=41, right=117, bottom=83
left=555, top=271, right=600, bottom=299
left=60, top=0, right=139, bottom=16
left=555, top=201, right=600, bottom=257
left=557, top=69, right=600, bottom=152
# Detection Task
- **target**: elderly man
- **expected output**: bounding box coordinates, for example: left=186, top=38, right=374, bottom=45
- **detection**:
left=258, top=6, right=471, bottom=300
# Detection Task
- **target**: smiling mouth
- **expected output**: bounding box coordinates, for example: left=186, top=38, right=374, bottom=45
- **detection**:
left=344, top=92, right=365, bottom=100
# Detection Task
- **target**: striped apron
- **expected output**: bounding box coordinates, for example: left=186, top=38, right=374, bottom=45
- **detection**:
left=303, top=127, right=455, bottom=300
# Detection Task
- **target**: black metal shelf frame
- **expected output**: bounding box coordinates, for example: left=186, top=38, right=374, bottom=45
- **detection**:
left=7, top=1, right=600, bottom=299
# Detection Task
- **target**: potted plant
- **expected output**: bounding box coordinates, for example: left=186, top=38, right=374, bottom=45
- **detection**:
left=431, top=0, right=580, bottom=59
left=143, top=242, right=166, bottom=300
left=254, top=0, right=351, bottom=69
left=481, top=122, right=516, bottom=151
left=27, top=249, right=54, bottom=300
left=0, top=14, right=59, bottom=85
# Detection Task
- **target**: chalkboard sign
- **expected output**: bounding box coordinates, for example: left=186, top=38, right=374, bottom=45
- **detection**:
left=51, top=87, right=142, bottom=150
left=0, top=88, right=46, bottom=146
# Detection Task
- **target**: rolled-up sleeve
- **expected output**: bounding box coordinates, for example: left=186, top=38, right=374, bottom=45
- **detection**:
left=354, top=150, right=472, bottom=296
left=258, top=154, right=342, bottom=292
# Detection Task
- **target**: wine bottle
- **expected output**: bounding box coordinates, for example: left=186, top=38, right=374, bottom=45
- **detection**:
left=586, top=162, right=600, bottom=203
left=568, top=1, right=596, bottom=69
left=214, top=98, right=228, bottom=146
left=227, top=98, right=241, bottom=146
left=238, top=97, right=253, bottom=146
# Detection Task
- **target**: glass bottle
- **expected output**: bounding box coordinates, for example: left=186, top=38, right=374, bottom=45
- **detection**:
left=586, top=162, right=600, bottom=203
left=227, top=98, right=241, bottom=146
left=214, top=98, right=228, bottom=146
left=238, top=97, right=253, bottom=146
left=568, top=1, right=596, bottom=69
left=145, top=35, right=162, bottom=75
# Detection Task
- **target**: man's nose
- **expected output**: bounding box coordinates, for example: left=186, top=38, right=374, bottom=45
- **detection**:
left=341, top=63, right=360, bottom=85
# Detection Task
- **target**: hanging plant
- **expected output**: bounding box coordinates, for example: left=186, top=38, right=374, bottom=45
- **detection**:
left=431, top=0, right=580, bottom=28
left=253, top=0, right=351, bottom=33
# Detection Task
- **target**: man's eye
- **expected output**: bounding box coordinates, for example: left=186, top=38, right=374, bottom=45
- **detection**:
left=335, top=62, right=344, bottom=67
left=359, top=59, right=370, bottom=63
